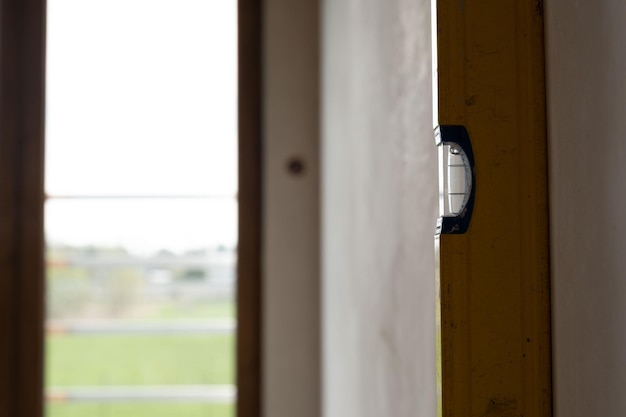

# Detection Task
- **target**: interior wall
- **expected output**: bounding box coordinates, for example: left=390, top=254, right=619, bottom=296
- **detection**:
left=322, top=1, right=437, bottom=416
left=263, top=0, right=320, bottom=416
left=545, top=2, right=626, bottom=416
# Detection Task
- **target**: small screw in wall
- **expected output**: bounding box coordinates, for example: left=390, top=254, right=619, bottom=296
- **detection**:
left=286, top=157, right=305, bottom=176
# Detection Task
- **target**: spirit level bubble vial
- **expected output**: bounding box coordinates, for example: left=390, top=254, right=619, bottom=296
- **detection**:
left=435, top=125, right=475, bottom=235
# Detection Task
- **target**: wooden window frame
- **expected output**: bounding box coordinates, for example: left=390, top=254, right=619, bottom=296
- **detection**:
left=237, top=0, right=263, bottom=416
left=0, top=0, right=47, bottom=416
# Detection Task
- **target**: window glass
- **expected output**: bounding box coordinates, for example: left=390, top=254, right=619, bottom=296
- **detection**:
left=45, top=1, right=237, bottom=416
left=46, top=0, right=237, bottom=197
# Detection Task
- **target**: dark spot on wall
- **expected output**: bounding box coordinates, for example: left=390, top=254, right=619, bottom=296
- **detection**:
left=465, top=95, right=477, bottom=106
left=286, top=157, right=305, bottom=176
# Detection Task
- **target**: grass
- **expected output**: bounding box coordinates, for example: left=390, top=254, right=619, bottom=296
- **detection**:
left=45, top=275, right=236, bottom=417
left=46, top=334, right=234, bottom=387
left=146, top=301, right=235, bottom=320
left=46, top=403, right=233, bottom=417
left=46, top=333, right=235, bottom=417
left=46, top=245, right=237, bottom=416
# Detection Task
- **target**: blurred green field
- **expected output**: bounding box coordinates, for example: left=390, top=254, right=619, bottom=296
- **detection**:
left=46, top=296, right=236, bottom=417
left=146, top=302, right=235, bottom=320
left=46, top=333, right=234, bottom=417
left=45, top=253, right=237, bottom=417
left=46, top=334, right=234, bottom=386
left=46, top=403, right=233, bottom=417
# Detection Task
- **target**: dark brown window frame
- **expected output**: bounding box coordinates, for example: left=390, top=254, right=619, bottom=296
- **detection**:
left=0, top=0, right=47, bottom=416
left=237, top=0, right=263, bottom=416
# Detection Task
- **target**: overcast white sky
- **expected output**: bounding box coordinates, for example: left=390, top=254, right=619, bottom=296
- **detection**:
left=45, top=0, right=237, bottom=254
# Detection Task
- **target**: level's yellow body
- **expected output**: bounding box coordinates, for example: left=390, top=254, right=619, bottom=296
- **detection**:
left=435, top=1, right=552, bottom=416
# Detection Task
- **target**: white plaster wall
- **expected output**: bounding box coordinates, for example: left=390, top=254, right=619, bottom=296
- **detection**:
left=545, top=1, right=626, bottom=416
left=322, top=1, right=437, bottom=416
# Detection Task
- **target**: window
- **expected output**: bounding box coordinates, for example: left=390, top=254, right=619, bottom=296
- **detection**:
left=44, top=1, right=238, bottom=416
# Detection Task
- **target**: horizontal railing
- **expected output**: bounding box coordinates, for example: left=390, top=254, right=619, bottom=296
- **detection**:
left=47, top=256, right=235, bottom=268
left=45, top=193, right=237, bottom=200
left=46, top=385, right=235, bottom=403
left=46, top=319, right=236, bottom=335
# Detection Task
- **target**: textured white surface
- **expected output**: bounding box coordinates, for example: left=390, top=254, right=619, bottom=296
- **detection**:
left=546, top=1, right=626, bottom=416
left=322, top=0, right=438, bottom=416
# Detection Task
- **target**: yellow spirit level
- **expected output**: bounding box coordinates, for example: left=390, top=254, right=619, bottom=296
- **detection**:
left=433, top=1, right=552, bottom=416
